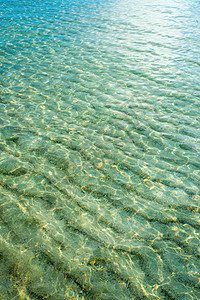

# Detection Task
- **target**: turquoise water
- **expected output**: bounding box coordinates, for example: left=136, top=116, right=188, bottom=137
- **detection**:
left=0, top=0, right=200, bottom=299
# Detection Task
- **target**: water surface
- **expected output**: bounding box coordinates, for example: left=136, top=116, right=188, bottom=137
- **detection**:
left=0, top=0, right=200, bottom=299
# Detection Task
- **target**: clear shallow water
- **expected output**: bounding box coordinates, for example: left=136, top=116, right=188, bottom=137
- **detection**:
left=0, top=0, right=200, bottom=299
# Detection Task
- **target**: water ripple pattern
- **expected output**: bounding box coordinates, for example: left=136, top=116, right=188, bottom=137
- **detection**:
left=0, top=0, right=200, bottom=299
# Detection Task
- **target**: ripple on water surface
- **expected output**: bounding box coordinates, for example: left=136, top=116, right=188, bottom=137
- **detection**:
left=0, top=0, right=200, bottom=299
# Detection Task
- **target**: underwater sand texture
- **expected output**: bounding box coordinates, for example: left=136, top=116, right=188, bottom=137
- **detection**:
left=0, top=0, right=200, bottom=299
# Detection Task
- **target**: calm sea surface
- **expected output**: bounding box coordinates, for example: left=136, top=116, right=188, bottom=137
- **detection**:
left=0, top=0, right=200, bottom=299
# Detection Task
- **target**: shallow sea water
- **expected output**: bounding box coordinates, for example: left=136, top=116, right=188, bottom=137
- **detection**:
left=0, top=0, right=200, bottom=299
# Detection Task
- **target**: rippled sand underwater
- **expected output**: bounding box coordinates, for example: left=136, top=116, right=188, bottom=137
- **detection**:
left=0, top=0, right=200, bottom=299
